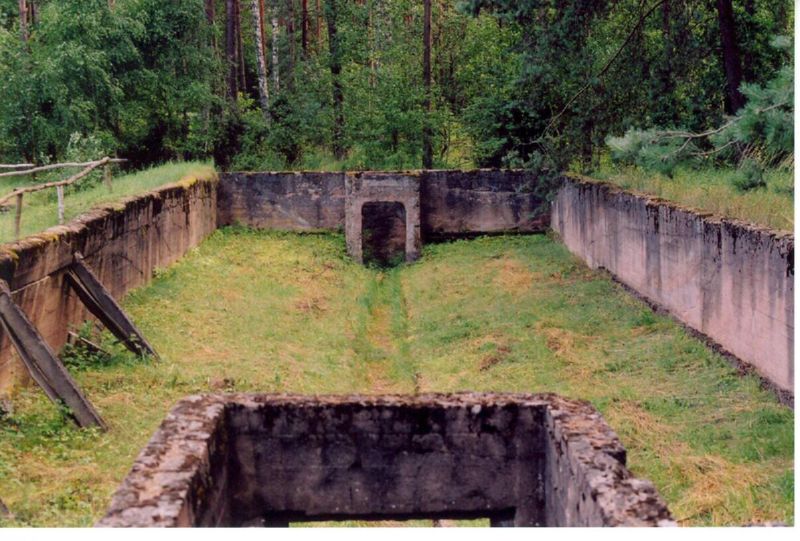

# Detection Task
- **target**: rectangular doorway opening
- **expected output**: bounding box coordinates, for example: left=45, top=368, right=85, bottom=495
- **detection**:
left=362, top=201, right=407, bottom=267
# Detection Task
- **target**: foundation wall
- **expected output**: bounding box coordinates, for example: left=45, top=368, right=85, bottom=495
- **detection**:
left=97, top=393, right=675, bottom=527
left=216, top=170, right=550, bottom=236
left=552, top=175, right=794, bottom=394
left=0, top=176, right=218, bottom=395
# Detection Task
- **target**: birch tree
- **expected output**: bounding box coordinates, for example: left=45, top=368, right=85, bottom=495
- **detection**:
left=250, top=0, right=271, bottom=118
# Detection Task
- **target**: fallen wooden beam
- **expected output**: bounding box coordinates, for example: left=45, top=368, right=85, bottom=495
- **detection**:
left=0, top=281, right=106, bottom=430
left=67, top=253, right=158, bottom=359
left=67, top=331, right=110, bottom=357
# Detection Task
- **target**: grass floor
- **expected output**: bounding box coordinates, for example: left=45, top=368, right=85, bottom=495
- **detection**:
left=0, top=228, right=793, bottom=527
left=588, top=163, right=793, bottom=231
left=0, top=161, right=215, bottom=244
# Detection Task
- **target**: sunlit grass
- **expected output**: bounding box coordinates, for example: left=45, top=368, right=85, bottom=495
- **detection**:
left=0, top=229, right=792, bottom=526
left=0, top=161, right=216, bottom=244
left=587, top=162, right=793, bottom=231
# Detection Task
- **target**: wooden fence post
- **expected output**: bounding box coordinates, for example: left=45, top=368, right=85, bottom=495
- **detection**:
left=56, top=185, right=65, bottom=225
left=104, top=164, right=112, bottom=192
left=14, top=193, right=23, bottom=240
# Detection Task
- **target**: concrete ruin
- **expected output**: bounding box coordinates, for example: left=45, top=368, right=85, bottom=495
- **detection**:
left=97, top=393, right=675, bottom=527
left=0, top=169, right=793, bottom=403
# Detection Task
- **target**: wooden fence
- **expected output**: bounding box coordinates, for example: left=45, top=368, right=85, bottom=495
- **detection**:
left=0, top=157, right=126, bottom=240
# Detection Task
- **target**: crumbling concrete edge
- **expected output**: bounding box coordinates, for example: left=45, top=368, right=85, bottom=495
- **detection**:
left=96, top=392, right=675, bottom=528
left=545, top=396, right=676, bottom=526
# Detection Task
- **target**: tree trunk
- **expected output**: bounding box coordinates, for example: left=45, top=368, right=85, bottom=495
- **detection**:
left=325, top=0, right=345, bottom=160
left=285, top=0, right=296, bottom=89
left=18, top=0, right=28, bottom=43
left=716, top=0, right=745, bottom=114
left=206, top=0, right=216, bottom=50
left=316, top=0, right=322, bottom=50
left=301, top=0, right=309, bottom=56
left=225, top=0, right=239, bottom=100
left=271, top=6, right=280, bottom=94
left=236, top=0, right=247, bottom=91
left=422, top=0, right=433, bottom=169
left=250, top=0, right=271, bottom=118
left=654, top=0, right=676, bottom=125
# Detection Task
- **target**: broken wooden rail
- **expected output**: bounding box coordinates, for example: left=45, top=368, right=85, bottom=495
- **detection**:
left=0, top=158, right=125, bottom=179
left=0, top=163, right=34, bottom=170
left=0, top=157, right=126, bottom=240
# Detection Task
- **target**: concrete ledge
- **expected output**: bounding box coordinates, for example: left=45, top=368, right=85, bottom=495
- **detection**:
left=97, top=393, right=674, bottom=527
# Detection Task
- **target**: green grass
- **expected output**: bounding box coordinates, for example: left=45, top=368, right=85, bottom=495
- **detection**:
left=0, top=228, right=792, bottom=526
left=0, top=161, right=216, bottom=244
left=587, top=162, right=793, bottom=231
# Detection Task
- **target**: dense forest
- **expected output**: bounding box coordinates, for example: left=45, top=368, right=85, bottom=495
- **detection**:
left=0, top=0, right=793, bottom=176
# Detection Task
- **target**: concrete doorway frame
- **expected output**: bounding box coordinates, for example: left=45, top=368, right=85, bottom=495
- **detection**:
left=345, top=172, right=421, bottom=264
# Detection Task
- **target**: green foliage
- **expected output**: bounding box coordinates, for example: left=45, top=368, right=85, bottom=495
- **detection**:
left=61, top=323, right=113, bottom=372
left=460, top=0, right=792, bottom=172
left=0, top=0, right=219, bottom=165
left=731, top=159, right=767, bottom=192
left=606, top=45, right=793, bottom=185
left=0, top=0, right=794, bottom=176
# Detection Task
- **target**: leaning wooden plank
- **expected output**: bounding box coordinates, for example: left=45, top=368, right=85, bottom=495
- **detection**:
left=67, top=253, right=159, bottom=359
left=0, top=281, right=106, bottom=430
left=0, top=496, right=11, bottom=519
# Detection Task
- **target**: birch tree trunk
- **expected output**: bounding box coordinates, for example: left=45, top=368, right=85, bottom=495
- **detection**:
left=285, top=0, right=296, bottom=89
left=250, top=0, right=271, bottom=118
left=271, top=5, right=280, bottom=93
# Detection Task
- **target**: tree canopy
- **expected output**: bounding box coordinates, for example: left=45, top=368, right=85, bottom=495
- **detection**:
left=0, top=0, right=793, bottom=174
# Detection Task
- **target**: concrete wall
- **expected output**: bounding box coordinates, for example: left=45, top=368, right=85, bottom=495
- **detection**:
left=420, top=169, right=550, bottom=238
left=552, top=175, right=794, bottom=394
left=217, top=172, right=346, bottom=231
left=0, top=175, right=218, bottom=395
left=97, top=393, right=674, bottom=527
left=217, top=170, right=550, bottom=236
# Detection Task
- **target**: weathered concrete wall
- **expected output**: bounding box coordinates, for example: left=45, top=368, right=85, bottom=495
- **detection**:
left=0, top=175, right=218, bottom=395
left=552, top=175, right=794, bottom=394
left=217, top=171, right=346, bottom=230
left=97, top=393, right=674, bottom=527
left=217, top=170, right=550, bottom=237
left=420, top=169, right=550, bottom=238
